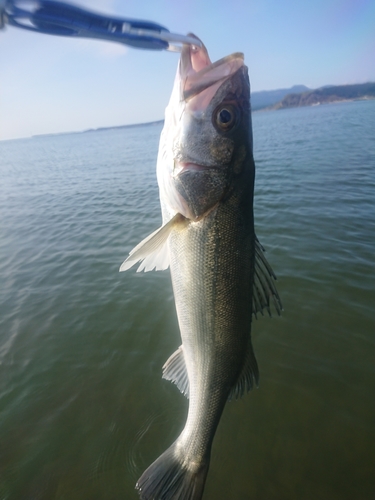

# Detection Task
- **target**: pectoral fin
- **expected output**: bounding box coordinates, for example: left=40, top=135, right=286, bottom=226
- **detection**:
left=119, top=213, right=189, bottom=273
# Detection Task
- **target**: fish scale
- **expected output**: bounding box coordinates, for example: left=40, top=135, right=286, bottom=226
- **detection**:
left=168, top=201, right=255, bottom=452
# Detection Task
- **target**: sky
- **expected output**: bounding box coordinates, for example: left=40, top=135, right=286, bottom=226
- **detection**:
left=1, top=0, right=374, bottom=140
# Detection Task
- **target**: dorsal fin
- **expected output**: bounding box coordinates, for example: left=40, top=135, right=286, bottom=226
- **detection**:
left=253, top=236, right=282, bottom=317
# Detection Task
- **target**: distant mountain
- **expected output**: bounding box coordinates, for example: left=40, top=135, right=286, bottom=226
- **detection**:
left=270, top=83, right=375, bottom=110
left=251, top=85, right=310, bottom=110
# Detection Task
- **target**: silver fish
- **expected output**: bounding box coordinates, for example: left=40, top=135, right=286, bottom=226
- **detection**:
left=120, top=35, right=281, bottom=500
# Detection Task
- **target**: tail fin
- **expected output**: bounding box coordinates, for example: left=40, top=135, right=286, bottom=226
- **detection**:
left=136, top=442, right=209, bottom=500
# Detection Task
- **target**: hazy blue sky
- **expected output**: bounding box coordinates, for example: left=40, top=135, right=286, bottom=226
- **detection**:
left=1, top=0, right=374, bottom=140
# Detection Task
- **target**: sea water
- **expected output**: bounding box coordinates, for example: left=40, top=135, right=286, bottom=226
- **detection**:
left=0, top=100, right=374, bottom=499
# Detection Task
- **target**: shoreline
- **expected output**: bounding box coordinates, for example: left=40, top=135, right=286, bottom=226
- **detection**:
left=254, top=95, right=375, bottom=112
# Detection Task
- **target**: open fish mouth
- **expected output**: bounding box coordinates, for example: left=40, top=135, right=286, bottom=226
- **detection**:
left=180, top=34, right=244, bottom=101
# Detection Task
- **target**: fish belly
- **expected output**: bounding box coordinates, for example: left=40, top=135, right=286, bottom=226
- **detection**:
left=168, top=198, right=255, bottom=458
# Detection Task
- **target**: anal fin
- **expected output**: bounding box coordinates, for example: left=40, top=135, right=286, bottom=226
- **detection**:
left=228, top=340, right=259, bottom=400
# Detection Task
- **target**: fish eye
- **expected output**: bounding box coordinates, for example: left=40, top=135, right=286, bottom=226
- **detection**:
left=213, top=104, right=238, bottom=132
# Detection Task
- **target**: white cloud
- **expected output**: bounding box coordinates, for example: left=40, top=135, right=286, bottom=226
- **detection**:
left=98, top=42, right=129, bottom=58
left=73, top=38, right=128, bottom=58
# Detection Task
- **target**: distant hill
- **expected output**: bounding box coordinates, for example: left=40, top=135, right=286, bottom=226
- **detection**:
left=30, top=83, right=374, bottom=140
left=251, top=85, right=310, bottom=110
left=270, top=83, right=375, bottom=110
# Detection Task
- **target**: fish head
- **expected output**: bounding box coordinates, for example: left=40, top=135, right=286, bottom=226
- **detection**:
left=157, top=34, right=254, bottom=221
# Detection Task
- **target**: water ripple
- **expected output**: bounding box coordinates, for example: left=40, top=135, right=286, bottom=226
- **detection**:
left=0, top=102, right=374, bottom=499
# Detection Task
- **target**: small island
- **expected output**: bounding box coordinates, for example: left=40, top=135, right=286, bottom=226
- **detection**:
left=269, top=82, right=375, bottom=110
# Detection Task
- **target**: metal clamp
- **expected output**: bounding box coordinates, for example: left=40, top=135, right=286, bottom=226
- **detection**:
left=1, top=0, right=201, bottom=51
left=0, top=0, right=7, bottom=29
